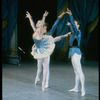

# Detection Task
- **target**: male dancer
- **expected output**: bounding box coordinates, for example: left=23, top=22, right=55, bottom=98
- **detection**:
left=66, top=8, right=85, bottom=96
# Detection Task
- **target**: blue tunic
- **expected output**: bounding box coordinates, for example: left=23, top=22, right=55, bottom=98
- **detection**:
left=68, top=15, right=82, bottom=57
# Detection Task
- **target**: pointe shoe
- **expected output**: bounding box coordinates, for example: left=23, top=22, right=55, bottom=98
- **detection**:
left=34, top=78, right=40, bottom=85
left=45, top=83, right=49, bottom=88
left=81, top=90, right=86, bottom=96
left=69, top=88, right=78, bottom=92
left=45, top=84, right=49, bottom=88
left=42, top=84, right=45, bottom=91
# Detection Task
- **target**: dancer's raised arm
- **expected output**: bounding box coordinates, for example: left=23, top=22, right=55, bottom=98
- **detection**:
left=48, top=11, right=66, bottom=35
left=66, top=8, right=80, bottom=34
left=40, top=10, right=49, bottom=34
left=25, top=11, right=36, bottom=32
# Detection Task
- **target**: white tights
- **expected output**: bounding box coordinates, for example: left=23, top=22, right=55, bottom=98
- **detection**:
left=35, top=56, right=50, bottom=89
left=70, top=53, right=85, bottom=96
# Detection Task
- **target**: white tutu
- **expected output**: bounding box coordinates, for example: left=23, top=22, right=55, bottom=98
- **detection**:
left=31, top=35, right=55, bottom=59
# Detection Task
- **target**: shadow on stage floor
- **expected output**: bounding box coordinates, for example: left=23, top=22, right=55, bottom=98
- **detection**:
left=2, top=60, right=99, bottom=100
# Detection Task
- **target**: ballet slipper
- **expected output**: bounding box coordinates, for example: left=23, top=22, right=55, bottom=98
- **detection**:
left=45, top=82, right=49, bottom=88
left=42, top=84, right=45, bottom=91
left=34, top=78, right=40, bottom=85
left=69, top=88, right=78, bottom=92
left=45, top=84, right=49, bottom=88
left=81, top=89, right=86, bottom=96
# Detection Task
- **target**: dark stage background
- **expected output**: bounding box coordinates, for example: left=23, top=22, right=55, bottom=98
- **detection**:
left=17, top=0, right=99, bottom=61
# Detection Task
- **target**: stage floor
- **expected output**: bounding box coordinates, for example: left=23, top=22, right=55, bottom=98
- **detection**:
left=2, top=60, right=99, bottom=100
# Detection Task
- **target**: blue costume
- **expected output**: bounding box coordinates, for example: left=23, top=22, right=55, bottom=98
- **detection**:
left=68, top=13, right=85, bottom=96
left=68, top=15, right=81, bottom=57
left=31, top=35, right=55, bottom=59
left=31, top=18, right=60, bottom=59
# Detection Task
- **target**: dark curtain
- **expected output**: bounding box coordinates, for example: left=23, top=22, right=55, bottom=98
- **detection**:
left=2, top=0, right=8, bottom=56
left=57, top=0, right=99, bottom=56
left=68, top=0, right=99, bottom=54
left=2, top=0, right=18, bottom=59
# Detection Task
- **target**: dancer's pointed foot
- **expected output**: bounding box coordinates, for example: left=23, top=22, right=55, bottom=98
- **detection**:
left=69, top=88, right=78, bottom=92
left=34, top=78, right=40, bottom=85
left=45, top=83, right=49, bottom=88
left=45, top=84, right=49, bottom=88
left=81, top=89, right=86, bottom=96
left=42, top=84, right=45, bottom=91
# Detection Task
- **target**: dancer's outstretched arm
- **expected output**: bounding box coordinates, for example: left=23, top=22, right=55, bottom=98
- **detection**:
left=54, top=32, right=72, bottom=42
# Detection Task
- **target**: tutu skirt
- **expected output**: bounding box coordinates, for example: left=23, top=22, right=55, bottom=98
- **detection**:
left=31, top=35, right=55, bottom=59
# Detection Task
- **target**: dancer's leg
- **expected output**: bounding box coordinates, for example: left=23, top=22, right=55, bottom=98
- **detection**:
left=69, top=53, right=80, bottom=92
left=42, top=57, right=48, bottom=91
left=75, top=54, right=85, bottom=96
left=45, top=56, right=50, bottom=88
left=35, top=59, right=43, bottom=84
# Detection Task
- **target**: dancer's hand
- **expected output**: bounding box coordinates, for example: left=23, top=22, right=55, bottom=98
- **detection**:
left=66, top=8, right=72, bottom=15
left=63, top=32, right=71, bottom=37
left=25, top=11, right=32, bottom=18
left=66, top=22, right=71, bottom=26
left=67, top=32, right=73, bottom=36
left=58, top=11, right=66, bottom=19
left=43, top=10, right=49, bottom=17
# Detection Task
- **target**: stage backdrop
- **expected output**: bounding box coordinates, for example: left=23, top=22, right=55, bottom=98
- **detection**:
left=55, top=0, right=99, bottom=60
left=2, top=0, right=18, bottom=64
